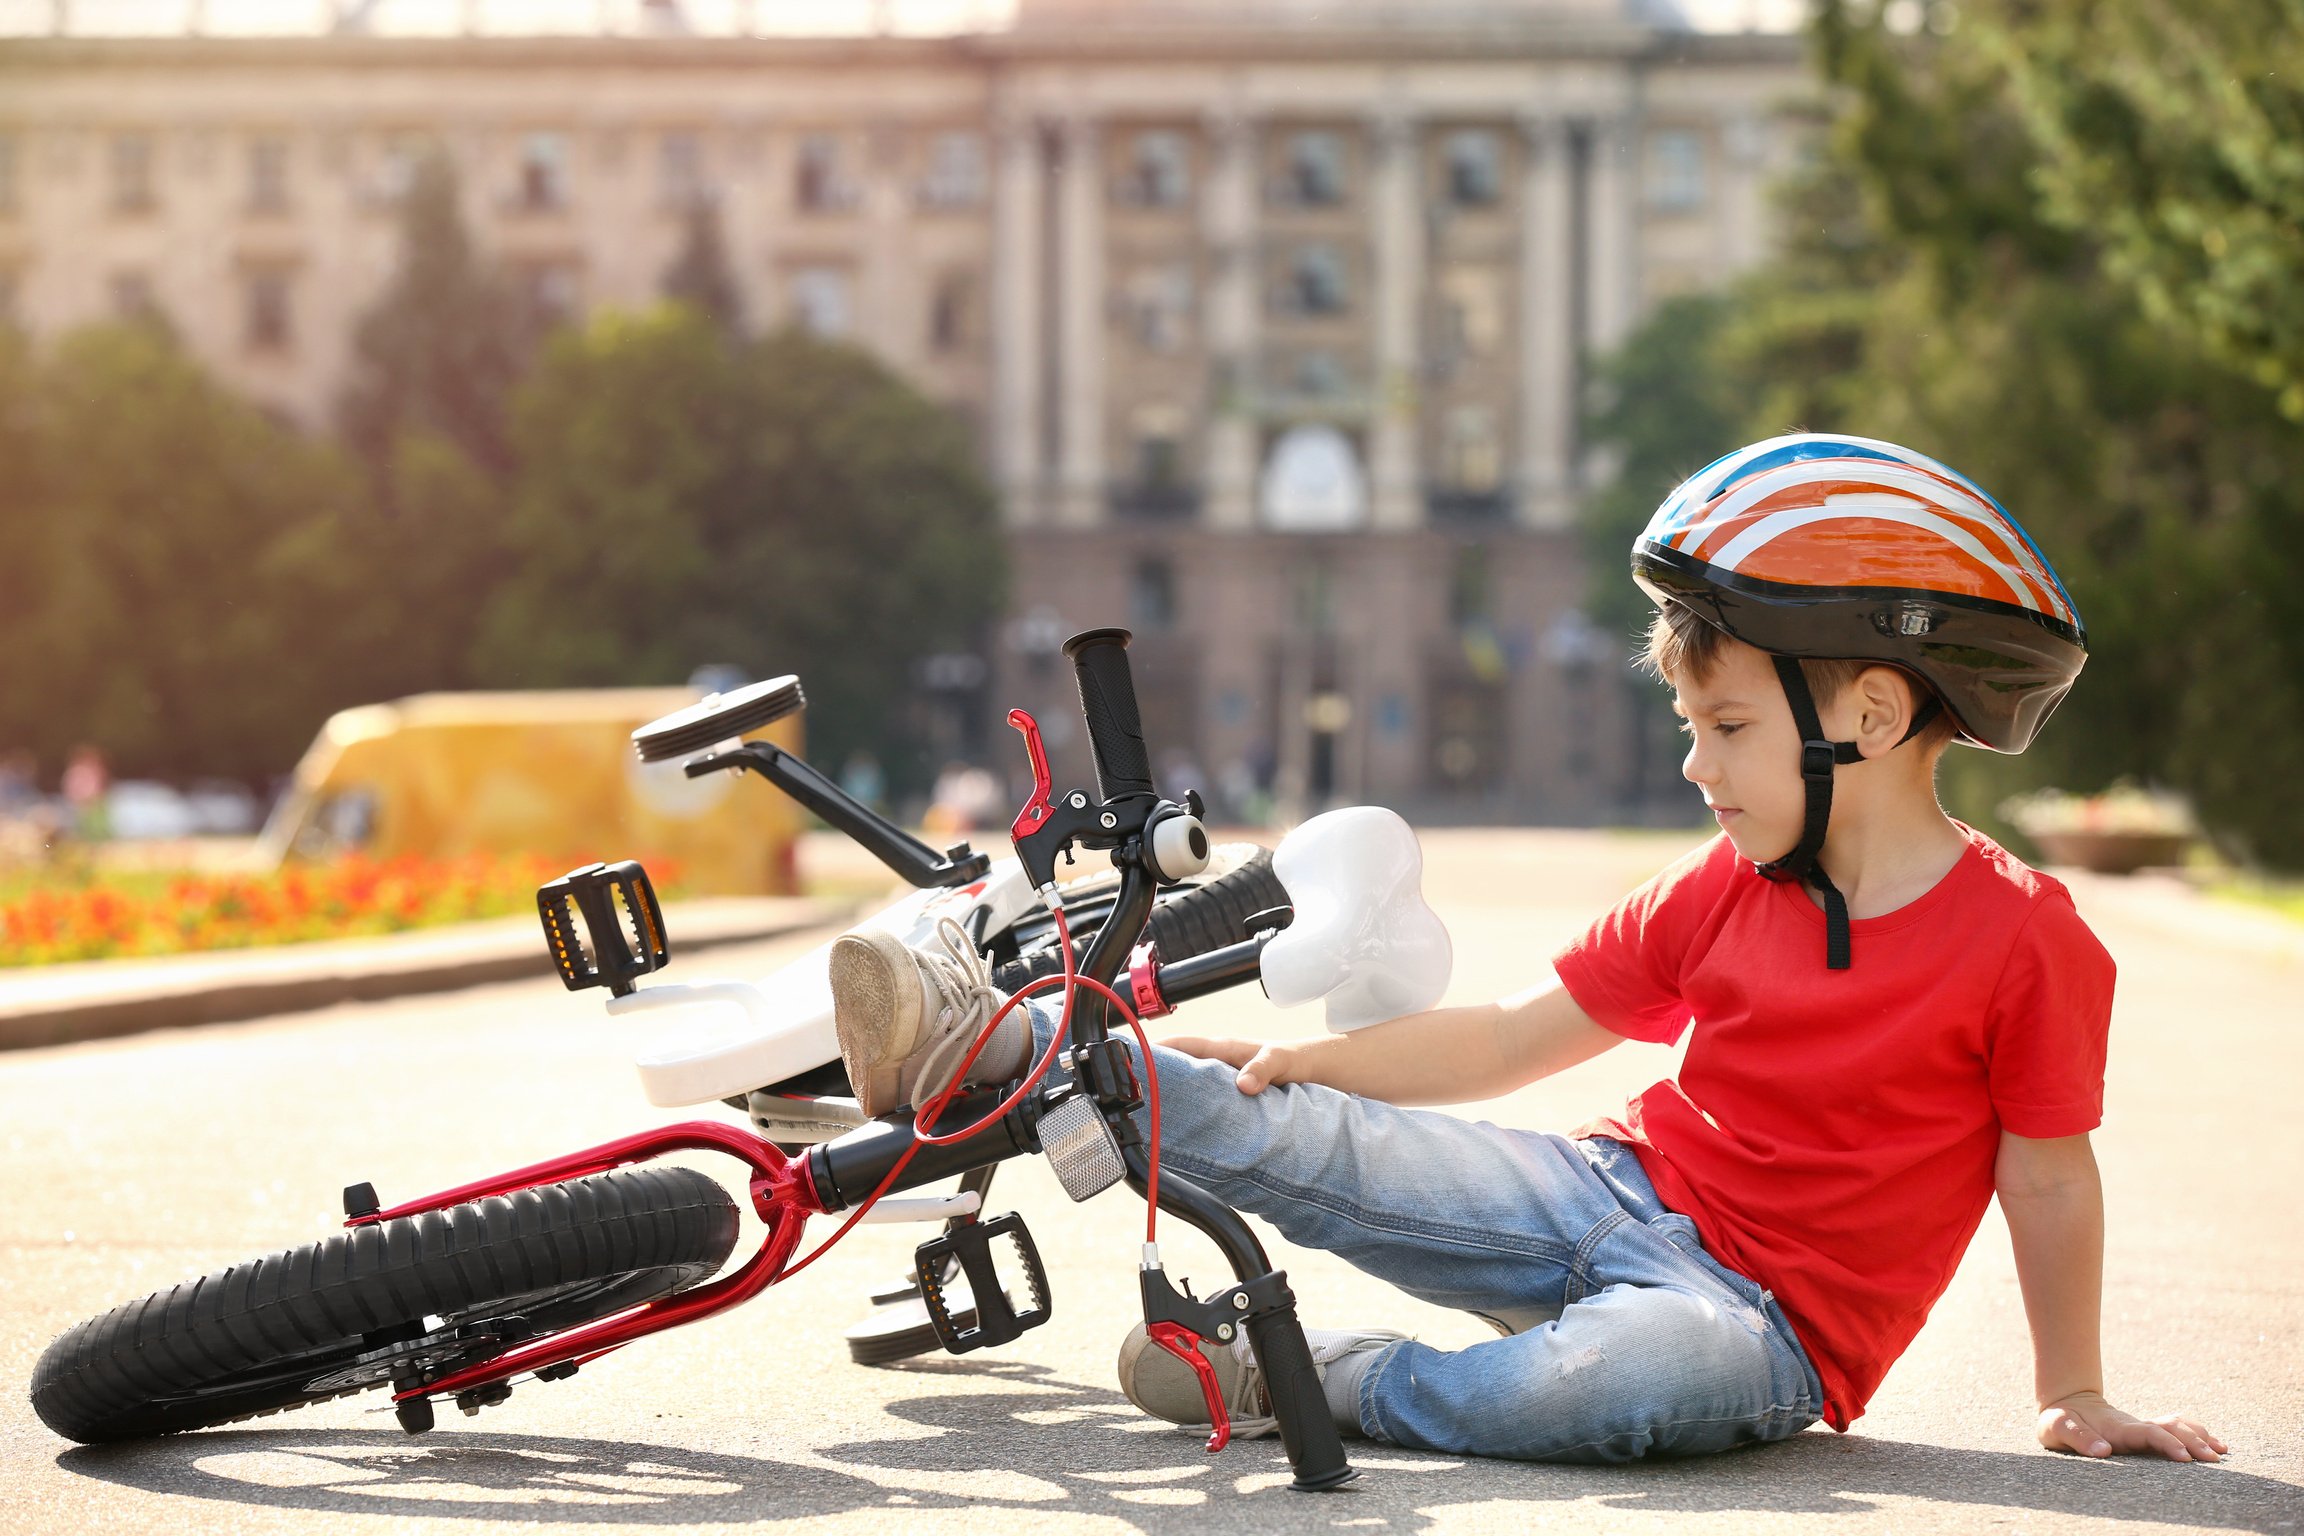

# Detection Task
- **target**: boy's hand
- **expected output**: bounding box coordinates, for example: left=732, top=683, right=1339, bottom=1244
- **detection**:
left=2038, top=1390, right=2226, bottom=1463
left=1158, top=1035, right=1298, bottom=1094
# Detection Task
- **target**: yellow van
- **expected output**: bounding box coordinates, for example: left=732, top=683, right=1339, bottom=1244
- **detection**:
left=258, top=689, right=802, bottom=895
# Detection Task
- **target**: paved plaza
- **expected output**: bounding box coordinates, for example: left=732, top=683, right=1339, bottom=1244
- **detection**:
left=1, top=828, right=2296, bottom=1534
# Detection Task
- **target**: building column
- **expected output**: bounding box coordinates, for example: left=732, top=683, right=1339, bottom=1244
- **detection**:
left=1582, top=115, right=1639, bottom=491
left=861, top=121, right=916, bottom=375
left=1516, top=114, right=1575, bottom=531
left=1585, top=115, right=1637, bottom=357
left=1055, top=113, right=1106, bottom=529
left=992, top=113, right=1046, bottom=527
left=1201, top=108, right=1259, bottom=531
left=1367, top=110, right=1421, bottom=531
left=1719, top=112, right=1769, bottom=273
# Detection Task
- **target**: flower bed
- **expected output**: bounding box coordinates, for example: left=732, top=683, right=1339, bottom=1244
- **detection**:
left=0, top=854, right=676, bottom=967
left=1999, top=783, right=2196, bottom=875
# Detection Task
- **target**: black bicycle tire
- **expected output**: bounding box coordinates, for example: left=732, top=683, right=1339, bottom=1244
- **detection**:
left=991, top=842, right=1285, bottom=995
left=30, top=1165, right=739, bottom=1444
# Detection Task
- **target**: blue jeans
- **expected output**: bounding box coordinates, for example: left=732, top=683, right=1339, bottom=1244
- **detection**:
left=1032, top=1007, right=1824, bottom=1462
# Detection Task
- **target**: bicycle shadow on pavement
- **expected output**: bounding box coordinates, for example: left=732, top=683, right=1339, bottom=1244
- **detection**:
left=56, top=1363, right=2292, bottom=1533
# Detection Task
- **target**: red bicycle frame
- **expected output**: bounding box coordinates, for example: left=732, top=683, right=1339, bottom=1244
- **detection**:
left=344, top=1121, right=822, bottom=1405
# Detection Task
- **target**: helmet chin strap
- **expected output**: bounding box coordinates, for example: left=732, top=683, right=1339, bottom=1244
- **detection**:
left=1752, top=655, right=1943, bottom=970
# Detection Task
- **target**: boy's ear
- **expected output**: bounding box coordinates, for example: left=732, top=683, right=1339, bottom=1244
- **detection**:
left=1852, top=665, right=1921, bottom=753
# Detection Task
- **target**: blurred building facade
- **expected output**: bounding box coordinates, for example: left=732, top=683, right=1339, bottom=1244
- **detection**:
left=0, top=0, right=1803, bottom=821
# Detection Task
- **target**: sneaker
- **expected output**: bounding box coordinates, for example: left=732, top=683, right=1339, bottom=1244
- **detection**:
left=829, top=917, right=1029, bottom=1119
left=1114, top=1320, right=1406, bottom=1440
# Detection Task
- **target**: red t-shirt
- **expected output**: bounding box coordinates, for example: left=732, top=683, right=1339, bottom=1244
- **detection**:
left=1551, top=826, right=2113, bottom=1429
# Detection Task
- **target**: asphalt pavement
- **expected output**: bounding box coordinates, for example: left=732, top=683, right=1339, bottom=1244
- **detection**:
left=1, top=828, right=2297, bottom=1535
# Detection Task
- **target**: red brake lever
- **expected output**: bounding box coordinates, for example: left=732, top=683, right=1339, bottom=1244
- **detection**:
left=1146, top=1320, right=1232, bottom=1453
left=1008, top=708, right=1056, bottom=842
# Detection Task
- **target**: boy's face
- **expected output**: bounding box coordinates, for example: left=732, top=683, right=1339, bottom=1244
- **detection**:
left=1672, top=639, right=1811, bottom=864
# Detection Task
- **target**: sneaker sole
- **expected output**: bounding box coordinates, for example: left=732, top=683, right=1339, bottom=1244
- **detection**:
left=830, top=930, right=927, bottom=1119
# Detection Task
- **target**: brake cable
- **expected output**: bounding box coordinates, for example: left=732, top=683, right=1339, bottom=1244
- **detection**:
left=775, top=899, right=1164, bottom=1280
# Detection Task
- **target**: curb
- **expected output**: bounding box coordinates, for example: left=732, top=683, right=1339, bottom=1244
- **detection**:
left=0, top=897, right=846, bottom=1053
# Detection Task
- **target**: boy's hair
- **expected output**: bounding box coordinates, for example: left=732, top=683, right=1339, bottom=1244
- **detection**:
left=1642, top=604, right=1959, bottom=751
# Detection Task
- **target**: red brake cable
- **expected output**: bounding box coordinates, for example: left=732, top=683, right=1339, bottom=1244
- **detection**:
left=777, top=900, right=1163, bottom=1280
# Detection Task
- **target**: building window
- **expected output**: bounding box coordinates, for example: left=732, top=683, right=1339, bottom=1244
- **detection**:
left=0, top=136, right=18, bottom=216
left=365, top=134, right=424, bottom=209
left=1136, top=433, right=1182, bottom=491
left=929, top=268, right=976, bottom=354
left=1438, top=405, right=1503, bottom=495
left=515, top=132, right=569, bottom=213
left=1294, top=558, right=1335, bottom=632
left=1123, top=262, right=1194, bottom=352
left=1449, top=543, right=1492, bottom=626
left=1646, top=128, right=1708, bottom=213
left=790, top=265, right=851, bottom=338
left=243, top=266, right=293, bottom=352
left=1280, top=131, right=1347, bottom=206
left=795, top=135, right=857, bottom=213
left=659, top=132, right=707, bottom=210
left=1436, top=266, right=1504, bottom=359
left=1130, top=558, right=1177, bottom=630
left=247, top=136, right=291, bottom=216
left=111, top=134, right=157, bottom=215
left=1120, top=130, right=1190, bottom=207
left=110, top=270, right=155, bottom=320
left=1283, top=244, right=1348, bottom=316
left=920, top=130, right=985, bottom=208
left=1293, top=350, right=1346, bottom=399
left=517, top=261, right=581, bottom=330
left=1114, top=403, right=1196, bottom=519
left=1443, top=129, right=1501, bottom=207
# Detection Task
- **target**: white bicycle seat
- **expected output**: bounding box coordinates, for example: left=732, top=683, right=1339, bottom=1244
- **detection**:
left=1260, top=806, right=1453, bottom=1031
left=617, top=866, right=1042, bottom=1109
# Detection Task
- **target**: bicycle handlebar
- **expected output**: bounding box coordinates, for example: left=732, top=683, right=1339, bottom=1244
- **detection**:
left=1062, top=628, right=1156, bottom=802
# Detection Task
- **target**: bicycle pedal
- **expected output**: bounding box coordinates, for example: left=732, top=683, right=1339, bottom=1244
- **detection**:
left=913, top=1212, right=1050, bottom=1354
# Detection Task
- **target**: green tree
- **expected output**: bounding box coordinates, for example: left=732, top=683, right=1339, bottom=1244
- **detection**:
left=0, top=323, right=357, bottom=783
left=477, top=307, right=1006, bottom=781
left=330, top=152, right=524, bottom=701
left=661, top=198, right=746, bottom=339
left=1579, top=292, right=1742, bottom=811
left=1583, top=1, right=2304, bottom=865
left=1804, top=1, right=2304, bottom=864
left=338, top=154, right=529, bottom=482
left=1989, top=0, right=2304, bottom=417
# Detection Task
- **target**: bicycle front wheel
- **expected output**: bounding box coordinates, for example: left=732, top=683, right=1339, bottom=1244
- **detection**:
left=30, top=1164, right=738, bottom=1444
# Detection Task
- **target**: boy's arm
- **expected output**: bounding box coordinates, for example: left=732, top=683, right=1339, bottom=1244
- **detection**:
left=1161, top=974, right=1622, bottom=1106
left=1997, top=1130, right=2226, bottom=1462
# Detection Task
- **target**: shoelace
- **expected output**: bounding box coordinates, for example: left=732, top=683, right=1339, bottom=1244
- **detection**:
left=909, top=916, right=1003, bottom=1094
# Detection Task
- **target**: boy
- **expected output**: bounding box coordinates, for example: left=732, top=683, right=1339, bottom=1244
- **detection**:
left=829, top=433, right=2224, bottom=1465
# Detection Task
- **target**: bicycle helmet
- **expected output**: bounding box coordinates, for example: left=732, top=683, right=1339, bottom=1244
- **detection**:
left=1632, top=432, right=2087, bottom=968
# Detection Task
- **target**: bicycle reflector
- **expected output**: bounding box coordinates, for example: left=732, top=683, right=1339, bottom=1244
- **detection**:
left=537, top=860, right=668, bottom=996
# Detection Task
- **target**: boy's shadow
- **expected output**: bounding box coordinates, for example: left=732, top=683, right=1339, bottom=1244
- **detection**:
left=58, top=1360, right=2294, bottom=1533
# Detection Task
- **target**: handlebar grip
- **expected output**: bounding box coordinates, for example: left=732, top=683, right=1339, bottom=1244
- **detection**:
left=1062, top=627, right=1156, bottom=801
left=1245, top=1300, right=1357, bottom=1491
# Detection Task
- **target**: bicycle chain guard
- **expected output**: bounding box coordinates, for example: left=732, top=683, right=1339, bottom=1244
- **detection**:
left=913, top=1212, right=1051, bottom=1354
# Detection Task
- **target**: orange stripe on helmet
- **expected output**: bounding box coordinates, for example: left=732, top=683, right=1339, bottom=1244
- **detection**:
left=1731, top=518, right=2034, bottom=609
left=1671, top=473, right=2063, bottom=617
